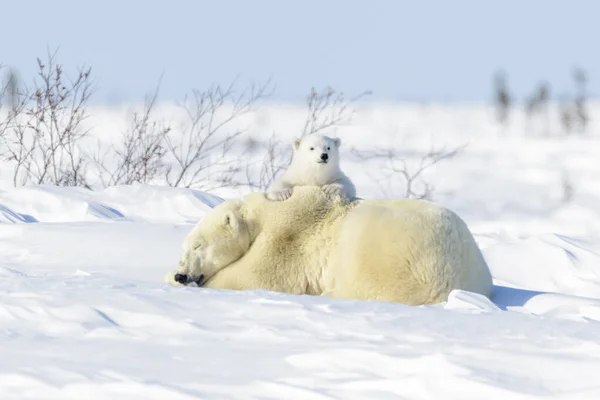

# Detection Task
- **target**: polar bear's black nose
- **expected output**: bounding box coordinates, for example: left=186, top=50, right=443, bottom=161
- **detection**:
left=320, top=153, right=328, bottom=161
left=174, top=273, right=189, bottom=284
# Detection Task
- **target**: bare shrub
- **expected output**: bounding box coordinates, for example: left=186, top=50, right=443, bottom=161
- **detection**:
left=93, top=81, right=171, bottom=187
left=524, top=82, right=551, bottom=136
left=573, top=67, right=588, bottom=133
left=493, top=71, right=511, bottom=126
left=0, top=65, right=13, bottom=141
left=559, top=95, right=575, bottom=135
left=164, top=77, right=274, bottom=190
left=302, top=86, right=371, bottom=137
left=0, top=65, right=20, bottom=116
left=245, top=131, right=290, bottom=191
left=354, top=145, right=464, bottom=200
left=558, top=67, right=589, bottom=136
left=560, top=170, right=574, bottom=204
left=1, top=49, right=94, bottom=187
left=0, top=69, right=30, bottom=172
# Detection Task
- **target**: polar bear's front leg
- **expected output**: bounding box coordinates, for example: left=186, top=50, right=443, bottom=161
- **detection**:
left=266, top=179, right=294, bottom=201
left=322, top=182, right=345, bottom=198
left=266, top=187, right=294, bottom=201
left=165, top=266, right=258, bottom=291
left=323, top=175, right=356, bottom=200
left=201, top=264, right=263, bottom=291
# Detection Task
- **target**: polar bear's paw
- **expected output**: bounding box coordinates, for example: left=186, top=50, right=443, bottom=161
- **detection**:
left=322, top=183, right=345, bottom=199
left=164, top=270, right=204, bottom=287
left=266, top=188, right=293, bottom=201
left=164, top=270, right=185, bottom=286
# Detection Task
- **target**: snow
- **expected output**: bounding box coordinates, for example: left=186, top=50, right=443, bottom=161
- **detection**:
left=2, top=103, right=600, bottom=399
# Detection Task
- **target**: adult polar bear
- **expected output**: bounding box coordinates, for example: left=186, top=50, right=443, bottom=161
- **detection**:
left=165, top=187, right=493, bottom=305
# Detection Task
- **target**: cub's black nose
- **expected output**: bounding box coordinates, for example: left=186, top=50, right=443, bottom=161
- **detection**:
left=320, top=153, right=328, bottom=161
left=174, top=273, right=189, bottom=284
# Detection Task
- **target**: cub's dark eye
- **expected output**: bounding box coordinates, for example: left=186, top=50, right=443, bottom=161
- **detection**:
left=310, top=147, right=314, bottom=151
left=327, top=147, right=330, bottom=150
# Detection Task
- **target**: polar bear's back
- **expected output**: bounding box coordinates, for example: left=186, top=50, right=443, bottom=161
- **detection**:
left=329, top=199, right=493, bottom=305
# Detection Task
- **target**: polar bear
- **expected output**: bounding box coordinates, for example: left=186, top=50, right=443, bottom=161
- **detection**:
left=266, top=133, right=356, bottom=201
left=166, top=187, right=493, bottom=305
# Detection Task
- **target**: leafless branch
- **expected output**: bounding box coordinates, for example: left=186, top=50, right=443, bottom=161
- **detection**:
left=353, top=144, right=465, bottom=200
left=2, top=49, right=95, bottom=187
left=164, top=77, right=274, bottom=190
left=0, top=67, right=30, bottom=163
left=93, top=78, right=171, bottom=187
left=301, top=86, right=371, bottom=137
left=243, top=131, right=291, bottom=191
left=0, top=65, right=10, bottom=142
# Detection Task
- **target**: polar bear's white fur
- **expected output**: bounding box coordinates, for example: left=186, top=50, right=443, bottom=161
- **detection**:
left=166, top=187, right=493, bottom=305
left=266, top=133, right=356, bottom=201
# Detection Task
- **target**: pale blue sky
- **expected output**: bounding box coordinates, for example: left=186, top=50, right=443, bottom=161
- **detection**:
left=1, top=0, right=598, bottom=104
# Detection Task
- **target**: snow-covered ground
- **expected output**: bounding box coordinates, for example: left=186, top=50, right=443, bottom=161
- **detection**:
left=2, top=103, right=600, bottom=399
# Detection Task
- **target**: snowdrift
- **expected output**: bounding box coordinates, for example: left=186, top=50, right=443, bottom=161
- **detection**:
left=1, top=184, right=600, bottom=398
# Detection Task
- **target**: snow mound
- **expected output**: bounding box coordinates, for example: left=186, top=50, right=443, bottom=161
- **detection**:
left=2, top=266, right=600, bottom=400
left=483, top=233, right=600, bottom=298
left=95, top=184, right=224, bottom=223
left=0, top=184, right=223, bottom=224
left=1, top=182, right=600, bottom=398
left=0, top=204, right=37, bottom=224
left=0, top=185, right=124, bottom=223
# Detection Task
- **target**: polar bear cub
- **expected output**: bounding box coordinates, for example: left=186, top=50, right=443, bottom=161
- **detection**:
left=266, top=133, right=356, bottom=201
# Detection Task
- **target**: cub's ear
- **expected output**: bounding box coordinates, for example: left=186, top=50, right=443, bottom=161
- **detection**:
left=333, top=137, right=341, bottom=148
left=294, top=138, right=301, bottom=151
left=223, top=210, right=240, bottom=230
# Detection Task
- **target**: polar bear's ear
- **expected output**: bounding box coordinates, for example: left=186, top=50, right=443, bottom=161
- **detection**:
left=294, top=138, right=301, bottom=151
left=223, top=210, right=240, bottom=230
left=333, top=137, right=341, bottom=148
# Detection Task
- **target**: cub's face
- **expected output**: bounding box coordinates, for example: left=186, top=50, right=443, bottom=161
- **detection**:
left=174, top=203, right=251, bottom=286
left=294, top=134, right=341, bottom=166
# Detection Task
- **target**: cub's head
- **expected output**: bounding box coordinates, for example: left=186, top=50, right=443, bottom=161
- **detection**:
left=293, top=133, right=341, bottom=167
left=174, top=200, right=251, bottom=286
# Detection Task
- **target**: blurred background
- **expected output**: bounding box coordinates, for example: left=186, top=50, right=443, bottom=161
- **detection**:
left=1, top=0, right=600, bottom=238
left=2, top=0, right=598, bottom=104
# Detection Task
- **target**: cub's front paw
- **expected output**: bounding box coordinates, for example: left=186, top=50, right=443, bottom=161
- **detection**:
left=322, top=184, right=344, bottom=199
left=266, top=188, right=293, bottom=201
